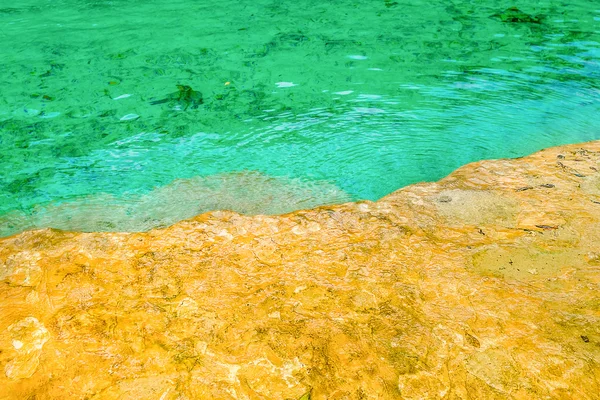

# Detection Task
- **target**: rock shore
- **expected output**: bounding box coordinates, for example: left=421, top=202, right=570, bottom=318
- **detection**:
left=1, top=141, right=600, bottom=399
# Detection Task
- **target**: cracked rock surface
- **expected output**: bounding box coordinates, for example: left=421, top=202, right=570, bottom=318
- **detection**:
left=1, top=141, right=600, bottom=399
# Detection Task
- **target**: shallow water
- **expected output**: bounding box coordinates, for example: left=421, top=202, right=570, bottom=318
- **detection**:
left=1, top=0, right=599, bottom=236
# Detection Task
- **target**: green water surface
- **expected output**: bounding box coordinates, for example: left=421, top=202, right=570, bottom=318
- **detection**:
left=1, top=0, right=599, bottom=235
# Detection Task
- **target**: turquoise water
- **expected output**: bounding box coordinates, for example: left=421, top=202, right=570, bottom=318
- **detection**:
left=1, top=0, right=599, bottom=235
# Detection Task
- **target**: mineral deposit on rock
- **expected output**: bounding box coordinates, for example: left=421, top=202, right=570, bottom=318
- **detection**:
left=1, top=141, right=600, bottom=399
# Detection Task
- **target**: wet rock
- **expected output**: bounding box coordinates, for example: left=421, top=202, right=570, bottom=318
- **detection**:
left=434, top=189, right=518, bottom=226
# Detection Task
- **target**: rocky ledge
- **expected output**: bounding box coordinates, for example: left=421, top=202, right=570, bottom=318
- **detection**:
left=1, top=141, right=600, bottom=399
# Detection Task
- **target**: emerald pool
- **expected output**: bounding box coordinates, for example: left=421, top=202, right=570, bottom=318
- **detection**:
left=1, top=0, right=599, bottom=236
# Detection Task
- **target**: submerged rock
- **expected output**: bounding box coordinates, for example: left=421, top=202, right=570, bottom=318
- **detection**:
left=491, top=7, right=543, bottom=24
left=0, top=171, right=352, bottom=236
left=149, top=84, right=204, bottom=110
left=1, top=141, right=600, bottom=398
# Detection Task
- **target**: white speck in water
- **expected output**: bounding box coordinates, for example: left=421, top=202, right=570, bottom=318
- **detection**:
left=275, top=82, right=297, bottom=88
left=39, top=111, right=60, bottom=119
left=354, top=107, right=385, bottom=114
left=113, top=94, right=132, bottom=100
left=334, top=90, right=354, bottom=95
left=348, top=55, right=368, bottom=60
left=120, top=113, right=140, bottom=121
left=494, top=33, right=505, bottom=37
left=368, top=68, right=383, bottom=71
left=22, top=108, right=40, bottom=117
left=400, top=84, right=422, bottom=90
left=358, top=94, right=382, bottom=100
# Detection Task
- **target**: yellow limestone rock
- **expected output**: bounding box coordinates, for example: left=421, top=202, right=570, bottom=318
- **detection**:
left=1, top=141, right=600, bottom=399
left=4, top=317, right=49, bottom=380
left=0, top=252, right=42, bottom=287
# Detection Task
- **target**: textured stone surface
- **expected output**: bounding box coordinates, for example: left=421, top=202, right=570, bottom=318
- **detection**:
left=1, top=141, right=600, bottom=399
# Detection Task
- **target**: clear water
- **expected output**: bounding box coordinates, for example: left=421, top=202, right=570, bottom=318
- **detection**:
left=1, top=0, right=599, bottom=236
